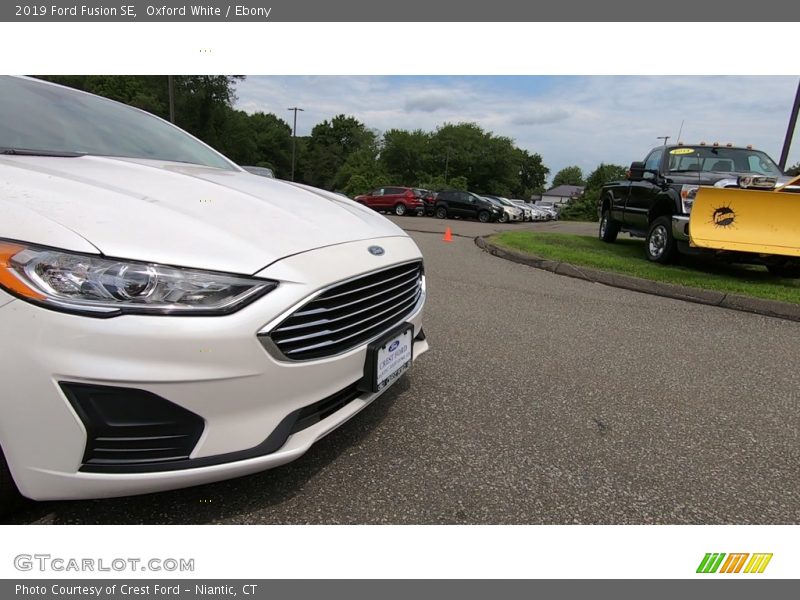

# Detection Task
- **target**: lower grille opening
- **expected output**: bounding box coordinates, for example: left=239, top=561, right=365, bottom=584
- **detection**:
left=61, top=382, right=204, bottom=471
left=61, top=378, right=373, bottom=474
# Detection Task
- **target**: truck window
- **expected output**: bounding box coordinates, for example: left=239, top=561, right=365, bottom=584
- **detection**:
left=644, top=149, right=663, bottom=172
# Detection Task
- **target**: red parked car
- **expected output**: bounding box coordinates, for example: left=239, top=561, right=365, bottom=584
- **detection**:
left=354, top=186, right=426, bottom=216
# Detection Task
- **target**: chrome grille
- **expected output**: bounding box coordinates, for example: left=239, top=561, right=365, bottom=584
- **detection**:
left=266, top=261, right=423, bottom=361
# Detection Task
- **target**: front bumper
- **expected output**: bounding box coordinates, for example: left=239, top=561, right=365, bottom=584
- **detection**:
left=0, top=236, right=428, bottom=501
left=672, top=214, right=690, bottom=241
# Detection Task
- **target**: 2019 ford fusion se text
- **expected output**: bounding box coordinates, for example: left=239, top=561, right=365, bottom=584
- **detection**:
left=0, top=76, right=428, bottom=512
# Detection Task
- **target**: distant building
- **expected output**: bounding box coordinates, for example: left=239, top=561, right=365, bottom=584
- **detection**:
left=541, top=184, right=584, bottom=205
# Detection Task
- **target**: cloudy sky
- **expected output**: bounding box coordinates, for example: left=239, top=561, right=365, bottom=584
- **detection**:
left=234, top=76, right=800, bottom=183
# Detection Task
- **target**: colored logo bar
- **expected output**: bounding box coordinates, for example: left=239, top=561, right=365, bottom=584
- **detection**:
left=697, top=553, right=773, bottom=574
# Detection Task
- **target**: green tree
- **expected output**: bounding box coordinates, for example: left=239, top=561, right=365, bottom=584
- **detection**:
left=551, top=165, right=585, bottom=187
left=428, top=122, right=541, bottom=195
left=585, top=163, right=627, bottom=190
left=787, top=162, right=800, bottom=176
left=380, top=129, right=432, bottom=184
left=302, top=115, right=377, bottom=190
left=334, top=146, right=389, bottom=196
left=219, top=110, right=292, bottom=177
left=172, top=76, right=244, bottom=150
left=559, top=163, right=626, bottom=222
left=514, top=149, right=549, bottom=199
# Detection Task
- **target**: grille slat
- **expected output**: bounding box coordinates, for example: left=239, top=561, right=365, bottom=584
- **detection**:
left=278, top=272, right=421, bottom=331
left=267, top=261, right=423, bottom=361
left=279, top=290, right=421, bottom=357
left=309, top=263, right=420, bottom=304
left=273, top=285, right=421, bottom=345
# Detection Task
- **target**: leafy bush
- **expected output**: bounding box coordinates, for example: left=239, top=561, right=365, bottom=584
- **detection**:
left=559, top=189, right=600, bottom=222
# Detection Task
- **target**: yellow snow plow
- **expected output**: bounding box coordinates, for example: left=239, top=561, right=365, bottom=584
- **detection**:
left=689, top=175, right=800, bottom=258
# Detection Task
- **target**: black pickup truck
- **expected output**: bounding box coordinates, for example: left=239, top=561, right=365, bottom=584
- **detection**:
left=597, top=144, right=792, bottom=263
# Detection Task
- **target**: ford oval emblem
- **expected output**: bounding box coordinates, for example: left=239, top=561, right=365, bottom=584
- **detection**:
left=368, top=245, right=385, bottom=256
left=388, top=340, right=400, bottom=352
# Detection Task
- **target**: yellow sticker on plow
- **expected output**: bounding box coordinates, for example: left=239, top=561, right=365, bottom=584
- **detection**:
left=670, top=148, right=696, bottom=155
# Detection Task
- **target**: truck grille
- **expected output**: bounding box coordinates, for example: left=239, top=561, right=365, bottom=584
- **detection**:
left=266, top=261, right=423, bottom=361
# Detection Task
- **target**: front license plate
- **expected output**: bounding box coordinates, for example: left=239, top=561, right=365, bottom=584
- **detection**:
left=360, top=324, right=414, bottom=393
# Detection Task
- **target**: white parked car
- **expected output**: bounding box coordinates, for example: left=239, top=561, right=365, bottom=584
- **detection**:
left=508, top=199, right=533, bottom=221
left=484, top=196, right=523, bottom=223
left=534, top=201, right=560, bottom=219
left=0, top=77, right=428, bottom=512
left=524, top=203, right=552, bottom=221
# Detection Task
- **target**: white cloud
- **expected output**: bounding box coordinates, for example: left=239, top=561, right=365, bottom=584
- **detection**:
left=234, top=76, right=800, bottom=182
left=405, top=93, right=457, bottom=113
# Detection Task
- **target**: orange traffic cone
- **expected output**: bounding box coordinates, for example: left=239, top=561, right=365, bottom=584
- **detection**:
left=443, top=227, right=453, bottom=242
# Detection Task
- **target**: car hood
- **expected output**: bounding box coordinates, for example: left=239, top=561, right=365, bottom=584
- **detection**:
left=0, top=155, right=407, bottom=274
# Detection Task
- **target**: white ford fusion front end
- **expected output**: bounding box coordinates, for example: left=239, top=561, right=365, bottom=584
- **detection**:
left=0, top=77, right=428, bottom=505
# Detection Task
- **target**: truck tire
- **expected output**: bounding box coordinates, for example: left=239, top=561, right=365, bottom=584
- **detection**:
left=767, top=261, right=800, bottom=278
left=478, top=210, right=491, bottom=223
left=0, top=445, right=23, bottom=517
left=599, top=209, right=619, bottom=243
left=645, top=216, right=677, bottom=264
left=435, top=206, right=448, bottom=219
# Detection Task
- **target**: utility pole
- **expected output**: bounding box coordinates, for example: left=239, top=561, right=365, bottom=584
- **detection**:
left=657, top=136, right=670, bottom=146
left=287, top=107, right=304, bottom=181
left=167, top=76, right=175, bottom=124
left=779, top=79, right=800, bottom=171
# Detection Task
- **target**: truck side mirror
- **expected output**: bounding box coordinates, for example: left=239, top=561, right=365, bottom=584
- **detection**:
left=628, top=161, right=645, bottom=181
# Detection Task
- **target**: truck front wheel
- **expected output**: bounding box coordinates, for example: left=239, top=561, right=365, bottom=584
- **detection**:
left=645, top=216, right=677, bottom=264
left=767, top=261, right=800, bottom=278
left=599, top=209, right=619, bottom=243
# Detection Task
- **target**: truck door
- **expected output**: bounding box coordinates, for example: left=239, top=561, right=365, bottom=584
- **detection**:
left=625, top=148, right=663, bottom=233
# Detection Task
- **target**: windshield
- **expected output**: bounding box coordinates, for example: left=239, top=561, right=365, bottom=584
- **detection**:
left=666, top=146, right=782, bottom=176
left=0, top=77, right=235, bottom=170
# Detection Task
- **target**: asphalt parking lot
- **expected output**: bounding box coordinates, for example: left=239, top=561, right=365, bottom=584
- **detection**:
left=7, top=217, right=799, bottom=524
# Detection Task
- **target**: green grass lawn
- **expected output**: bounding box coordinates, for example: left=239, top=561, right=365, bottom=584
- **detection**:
left=491, top=231, right=800, bottom=305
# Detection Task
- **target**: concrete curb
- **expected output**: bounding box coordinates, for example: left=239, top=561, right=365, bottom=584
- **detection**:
left=475, top=236, right=800, bottom=323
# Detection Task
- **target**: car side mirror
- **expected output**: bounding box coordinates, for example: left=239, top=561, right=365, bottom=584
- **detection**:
left=643, top=171, right=656, bottom=181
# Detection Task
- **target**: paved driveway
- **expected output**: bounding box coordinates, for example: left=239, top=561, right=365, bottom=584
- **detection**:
left=6, top=224, right=799, bottom=524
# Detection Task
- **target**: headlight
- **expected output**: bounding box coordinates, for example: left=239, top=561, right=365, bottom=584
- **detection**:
left=680, top=185, right=699, bottom=214
left=0, top=240, right=277, bottom=317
